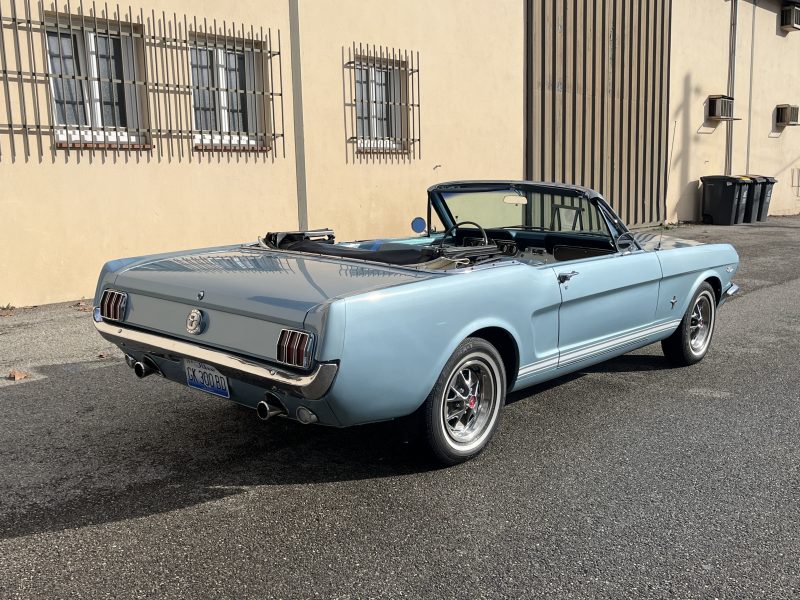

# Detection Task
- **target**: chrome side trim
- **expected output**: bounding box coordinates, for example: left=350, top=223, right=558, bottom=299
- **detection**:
left=93, top=318, right=337, bottom=400
left=558, top=319, right=681, bottom=368
left=516, top=319, right=682, bottom=378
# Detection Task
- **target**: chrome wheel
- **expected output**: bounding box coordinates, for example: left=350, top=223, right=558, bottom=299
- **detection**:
left=440, top=354, right=500, bottom=450
left=689, top=290, right=715, bottom=356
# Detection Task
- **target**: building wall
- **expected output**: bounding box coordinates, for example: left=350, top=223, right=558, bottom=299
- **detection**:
left=297, top=0, right=524, bottom=241
left=525, top=0, right=672, bottom=228
left=667, top=0, right=800, bottom=222
left=0, top=0, right=524, bottom=306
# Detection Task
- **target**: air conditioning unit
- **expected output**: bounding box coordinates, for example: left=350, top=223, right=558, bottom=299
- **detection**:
left=781, top=4, right=800, bottom=31
left=707, top=95, right=737, bottom=121
left=777, top=104, right=800, bottom=126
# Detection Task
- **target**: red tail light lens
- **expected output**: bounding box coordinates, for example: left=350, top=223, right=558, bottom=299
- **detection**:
left=277, top=329, right=314, bottom=369
left=99, top=289, right=128, bottom=321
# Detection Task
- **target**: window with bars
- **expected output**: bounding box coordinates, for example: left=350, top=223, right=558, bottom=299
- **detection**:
left=354, top=62, right=405, bottom=151
left=0, top=0, right=285, bottom=161
left=44, top=21, right=144, bottom=145
left=344, top=45, right=420, bottom=159
left=189, top=39, right=267, bottom=149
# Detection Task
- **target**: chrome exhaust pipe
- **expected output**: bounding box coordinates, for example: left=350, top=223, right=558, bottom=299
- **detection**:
left=133, top=361, right=155, bottom=379
left=124, top=354, right=136, bottom=369
left=256, top=393, right=286, bottom=421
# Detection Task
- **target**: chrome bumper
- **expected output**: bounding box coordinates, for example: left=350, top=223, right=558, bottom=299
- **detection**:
left=94, top=319, right=338, bottom=400
left=720, top=283, right=740, bottom=306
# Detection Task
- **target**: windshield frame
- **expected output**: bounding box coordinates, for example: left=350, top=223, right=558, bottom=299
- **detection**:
left=428, top=181, right=628, bottom=240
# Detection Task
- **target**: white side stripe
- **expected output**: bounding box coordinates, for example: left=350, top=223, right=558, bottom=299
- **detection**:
left=517, top=319, right=682, bottom=377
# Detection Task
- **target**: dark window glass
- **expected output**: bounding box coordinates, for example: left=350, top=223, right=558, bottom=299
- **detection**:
left=355, top=66, right=369, bottom=138
left=225, top=51, right=248, bottom=133
left=190, top=47, right=217, bottom=131
left=46, top=31, right=87, bottom=126
left=95, top=35, right=127, bottom=128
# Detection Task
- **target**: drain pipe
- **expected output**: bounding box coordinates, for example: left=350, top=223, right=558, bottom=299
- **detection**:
left=724, top=0, right=739, bottom=176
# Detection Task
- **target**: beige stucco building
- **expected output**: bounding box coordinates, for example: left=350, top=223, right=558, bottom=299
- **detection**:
left=1, top=0, right=798, bottom=307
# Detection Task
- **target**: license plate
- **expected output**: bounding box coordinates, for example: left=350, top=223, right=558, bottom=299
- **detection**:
left=184, top=359, right=230, bottom=399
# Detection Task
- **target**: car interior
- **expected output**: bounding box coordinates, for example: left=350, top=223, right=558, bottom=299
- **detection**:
left=258, top=187, right=624, bottom=268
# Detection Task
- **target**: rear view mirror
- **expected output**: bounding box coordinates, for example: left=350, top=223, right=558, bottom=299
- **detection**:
left=410, top=216, right=427, bottom=233
left=503, top=195, right=528, bottom=206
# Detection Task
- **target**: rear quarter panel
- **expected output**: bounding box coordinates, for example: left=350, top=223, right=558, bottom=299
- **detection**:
left=324, top=263, right=562, bottom=426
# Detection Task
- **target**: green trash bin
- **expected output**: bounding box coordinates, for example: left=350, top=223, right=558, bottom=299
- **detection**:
left=757, top=176, right=777, bottom=222
left=742, top=175, right=765, bottom=223
left=700, top=176, right=750, bottom=225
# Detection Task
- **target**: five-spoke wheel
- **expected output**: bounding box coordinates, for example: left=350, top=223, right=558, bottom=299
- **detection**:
left=662, top=282, right=717, bottom=366
left=424, top=337, right=505, bottom=464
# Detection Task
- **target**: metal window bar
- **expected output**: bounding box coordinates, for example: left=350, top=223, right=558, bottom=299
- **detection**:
left=344, top=41, right=420, bottom=161
left=0, top=0, right=283, bottom=161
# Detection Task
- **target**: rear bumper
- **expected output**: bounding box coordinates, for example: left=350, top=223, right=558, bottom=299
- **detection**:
left=94, top=318, right=338, bottom=400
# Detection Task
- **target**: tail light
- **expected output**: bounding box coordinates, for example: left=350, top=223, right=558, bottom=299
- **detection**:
left=277, top=329, right=314, bottom=369
left=99, top=289, right=128, bottom=321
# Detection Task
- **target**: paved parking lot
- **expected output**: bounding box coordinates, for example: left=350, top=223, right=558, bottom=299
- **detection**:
left=1, top=218, right=799, bottom=599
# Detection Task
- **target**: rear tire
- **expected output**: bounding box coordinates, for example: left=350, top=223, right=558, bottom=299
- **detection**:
left=661, top=282, right=717, bottom=366
left=423, top=337, right=506, bottom=465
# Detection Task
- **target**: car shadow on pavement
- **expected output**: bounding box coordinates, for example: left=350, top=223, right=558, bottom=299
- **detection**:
left=0, top=363, right=437, bottom=540
left=0, top=352, right=676, bottom=540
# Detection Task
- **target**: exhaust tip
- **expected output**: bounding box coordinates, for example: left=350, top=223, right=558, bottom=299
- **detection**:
left=124, top=354, right=136, bottom=369
left=256, top=393, right=287, bottom=421
left=133, top=360, right=157, bottom=379
left=256, top=400, right=272, bottom=421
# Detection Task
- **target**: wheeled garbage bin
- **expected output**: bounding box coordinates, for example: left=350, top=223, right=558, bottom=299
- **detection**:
left=700, top=176, right=750, bottom=225
left=742, top=175, right=765, bottom=223
left=757, top=176, right=777, bottom=222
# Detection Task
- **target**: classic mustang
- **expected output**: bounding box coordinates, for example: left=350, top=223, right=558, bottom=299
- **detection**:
left=93, top=181, right=739, bottom=464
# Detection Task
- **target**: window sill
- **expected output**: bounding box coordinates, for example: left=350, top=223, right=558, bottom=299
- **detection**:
left=193, top=144, right=271, bottom=153
left=56, top=141, right=154, bottom=150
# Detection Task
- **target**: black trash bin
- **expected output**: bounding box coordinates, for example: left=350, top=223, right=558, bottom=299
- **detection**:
left=700, top=176, right=750, bottom=225
left=757, top=176, right=777, bottom=222
left=742, top=175, right=765, bottom=223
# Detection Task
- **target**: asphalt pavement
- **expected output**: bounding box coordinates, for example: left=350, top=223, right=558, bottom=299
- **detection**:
left=1, top=217, right=799, bottom=599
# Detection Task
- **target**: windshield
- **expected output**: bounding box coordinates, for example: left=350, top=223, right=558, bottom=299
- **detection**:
left=440, top=189, right=611, bottom=235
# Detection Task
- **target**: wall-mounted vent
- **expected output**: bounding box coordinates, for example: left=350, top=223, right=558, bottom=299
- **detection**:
left=707, top=95, right=738, bottom=121
left=777, top=104, right=800, bottom=126
left=781, top=5, right=800, bottom=31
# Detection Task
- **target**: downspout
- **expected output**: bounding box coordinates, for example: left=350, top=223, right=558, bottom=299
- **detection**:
left=724, top=0, right=738, bottom=176
left=523, top=0, right=533, bottom=181
left=288, top=0, right=309, bottom=230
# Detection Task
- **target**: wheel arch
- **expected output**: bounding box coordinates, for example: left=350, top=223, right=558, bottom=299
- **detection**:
left=704, top=275, right=723, bottom=305
left=468, top=326, right=520, bottom=389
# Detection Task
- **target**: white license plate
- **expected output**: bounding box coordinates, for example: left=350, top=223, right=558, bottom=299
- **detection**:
left=184, top=359, right=230, bottom=398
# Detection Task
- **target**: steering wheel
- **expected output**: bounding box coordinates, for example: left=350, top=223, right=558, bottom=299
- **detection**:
left=435, top=220, right=489, bottom=246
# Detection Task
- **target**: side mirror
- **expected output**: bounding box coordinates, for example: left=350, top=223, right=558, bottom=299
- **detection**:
left=615, top=231, right=637, bottom=254
left=411, top=217, right=427, bottom=234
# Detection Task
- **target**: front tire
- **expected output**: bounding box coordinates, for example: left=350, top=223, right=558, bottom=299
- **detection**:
left=661, top=282, right=717, bottom=366
left=423, top=337, right=506, bottom=465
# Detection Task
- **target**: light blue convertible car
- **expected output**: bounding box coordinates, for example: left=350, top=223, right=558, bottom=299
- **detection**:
left=93, top=181, right=739, bottom=464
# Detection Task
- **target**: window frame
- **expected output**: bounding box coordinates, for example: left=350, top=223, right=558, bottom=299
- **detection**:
left=353, top=58, right=408, bottom=153
left=189, top=39, right=266, bottom=149
left=45, top=23, right=143, bottom=145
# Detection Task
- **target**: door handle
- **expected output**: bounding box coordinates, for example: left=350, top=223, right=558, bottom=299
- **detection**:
left=557, top=271, right=579, bottom=284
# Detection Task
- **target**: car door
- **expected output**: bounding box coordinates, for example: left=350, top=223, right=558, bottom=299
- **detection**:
left=555, top=250, right=662, bottom=369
